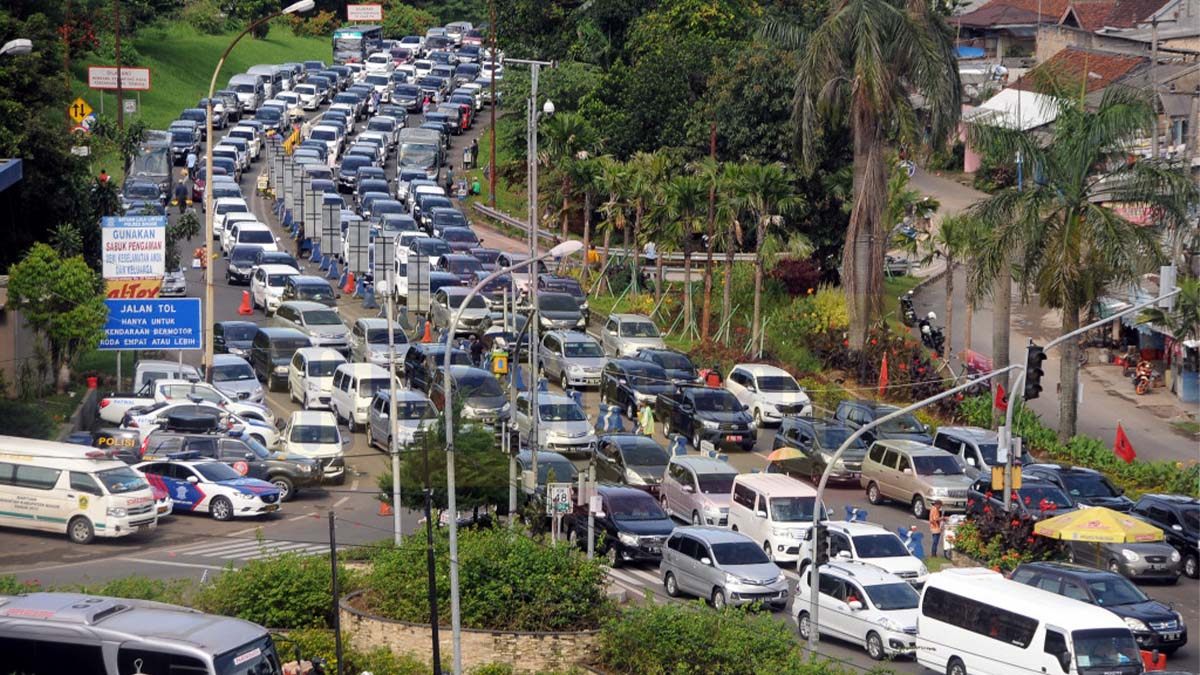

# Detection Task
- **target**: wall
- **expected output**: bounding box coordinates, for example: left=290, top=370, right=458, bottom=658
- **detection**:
left=0, top=278, right=45, bottom=398
left=340, top=593, right=600, bottom=673
left=1036, top=25, right=1154, bottom=62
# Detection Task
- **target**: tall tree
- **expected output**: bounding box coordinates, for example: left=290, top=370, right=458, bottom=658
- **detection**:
left=1138, top=276, right=1200, bottom=343
left=658, top=174, right=709, bottom=337
left=594, top=157, right=630, bottom=295
left=689, top=156, right=727, bottom=340
left=627, top=151, right=670, bottom=298
left=968, top=79, right=1197, bottom=440
left=766, top=0, right=961, bottom=345
left=922, top=214, right=977, bottom=357
left=538, top=112, right=594, bottom=240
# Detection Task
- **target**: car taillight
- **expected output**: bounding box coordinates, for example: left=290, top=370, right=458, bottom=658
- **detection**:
left=99, top=399, right=111, bottom=408
left=140, top=436, right=150, bottom=456
left=127, top=419, right=138, bottom=428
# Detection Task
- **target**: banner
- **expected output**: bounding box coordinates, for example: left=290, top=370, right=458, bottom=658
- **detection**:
left=87, top=66, right=151, bottom=90
left=347, top=4, right=383, bottom=21
left=106, top=279, right=161, bottom=299
left=102, top=215, right=166, bottom=280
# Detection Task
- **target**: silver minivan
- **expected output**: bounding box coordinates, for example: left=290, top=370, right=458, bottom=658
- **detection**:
left=273, top=300, right=350, bottom=353
left=660, top=455, right=738, bottom=527
left=227, top=73, right=265, bottom=112
left=539, top=330, right=606, bottom=389
left=367, top=389, right=437, bottom=450
left=661, top=527, right=789, bottom=610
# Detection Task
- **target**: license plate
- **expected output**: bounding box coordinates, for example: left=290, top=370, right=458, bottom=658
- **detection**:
left=648, top=546, right=661, bottom=554
left=1150, top=564, right=1166, bottom=571
left=137, top=524, right=152, bottom=533
left=1162, top=632, right=1180, bottom=641
left=727, top=435, right=743, bottom=442
left=265, top=504, right=279, bottom=512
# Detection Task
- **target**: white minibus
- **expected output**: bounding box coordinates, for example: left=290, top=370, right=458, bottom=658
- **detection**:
left=918, top=568, right=1142, bottom=675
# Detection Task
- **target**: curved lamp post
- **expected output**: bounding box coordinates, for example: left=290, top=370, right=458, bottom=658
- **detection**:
left=0, top=39, right=32, bottom=56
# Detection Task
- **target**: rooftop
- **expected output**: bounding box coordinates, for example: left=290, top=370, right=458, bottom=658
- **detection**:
left=1016, top=46, right=1149, bottom=93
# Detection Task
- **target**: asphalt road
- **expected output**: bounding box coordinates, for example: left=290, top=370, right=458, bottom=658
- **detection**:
left=1, top=87, right=1194, bottom=673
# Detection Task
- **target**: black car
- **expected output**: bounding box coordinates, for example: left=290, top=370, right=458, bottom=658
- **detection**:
left=402, top=343, right=472, bottom=392
left=655, top=385, right=756, bottom=452
left=771, top=417, right=867, bottom=484
left=834, top=399, right=933, bottom=444
left=594, top=433, right=672, bottom=496
left=537, top=274, right=589, bottom=320
left=225, top=245, right=263, bottom=285
left=514, top=449, right=579, bottom=512
left=967, top=476, right=1078, bottom=520
left=253, top=250, right=300, bottom=271
left=633, top=348, right=697, bottom=385
left=214, top=320, right=259, bottom=357
left=66, top=428, right=143, bottom=464
left=1010, top=562, right=1188, bottom=653
left=141, top=431, right=322, bottom=502
left=1022, top=464, right=1134, bottom=511
left=530, top=291, right=586, bottom=332
left=562, top=485, right=676, bottom=568
left=600, top=358, right=675, bottom=421
left=1130, top=494, right=1199, bottom=579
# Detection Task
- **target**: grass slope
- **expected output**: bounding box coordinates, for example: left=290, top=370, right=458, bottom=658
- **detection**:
left=71, top=22, right=332, bottom=130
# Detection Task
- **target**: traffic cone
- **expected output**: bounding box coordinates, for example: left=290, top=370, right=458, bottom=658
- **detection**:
left=378, top=500, right=393, bottom=516
left=421, top=320, right=433, bottom=343
left=238, top=291, right=253, bottom=316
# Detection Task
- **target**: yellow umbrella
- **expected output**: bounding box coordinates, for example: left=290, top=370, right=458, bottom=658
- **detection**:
left=765, top=446, right=806, bottom=463
left=1034, top=507, right=1164, bottom=544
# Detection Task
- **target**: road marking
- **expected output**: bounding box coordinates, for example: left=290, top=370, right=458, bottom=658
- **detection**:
left=288, top=513, right=315, bottom=521
left=120, top=557, right=227, bottom=571
left=229, top=525, right=263, bottom=537
left=334, top=496, right=349, bottom=508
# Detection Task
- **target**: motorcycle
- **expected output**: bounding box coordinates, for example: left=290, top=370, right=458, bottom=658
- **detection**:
left=899, top=291, right=917, bottom=327
left=1131, top=362, right=1159, bottom=395
left=918, top=312, right=946, bottom=356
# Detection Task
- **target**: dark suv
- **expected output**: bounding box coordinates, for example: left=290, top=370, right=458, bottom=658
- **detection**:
left=1022, top=464, right=1133, bottom=511
left=967, top=476, right=1078, bottom=520
left=1130, top=494, right=1199, bottom=578
left=594, top=433, right=672, bottom=496
left=834, top=400, right=932, bottom=445
left=771, top=417, right=867, bottom=484
left=633, top=348, right=698, bottom=385
left=141, top=431, right=322, bottom=501
left=403, top=343, right=472, bottom=392
left=600, top=358, right=675, bottom=421
left=1010, top=562, right=1187, bottom=653
left=562, top=485, right=676, bottom=568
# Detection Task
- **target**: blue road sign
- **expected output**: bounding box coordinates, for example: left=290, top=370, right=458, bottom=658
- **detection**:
left=99, top=298, right=202, bottom=350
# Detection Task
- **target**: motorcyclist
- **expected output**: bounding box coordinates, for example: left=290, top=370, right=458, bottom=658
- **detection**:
left=1134, top=359, right=1153, bottom=378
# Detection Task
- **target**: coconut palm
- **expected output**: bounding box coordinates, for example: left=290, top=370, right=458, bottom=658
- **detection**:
left=538, top=112, right=595, bottom=240
left=730, top=162, right=804, bottom=349
left=567, top=153, right=603, bottom=288
left=657, top=174, right=710, bottom=337
left=921, top=214, right=979, bottom=356
left=594, top=157, right=630, bottom=295
left=689, top=156, right=727, bottom=341
left=968, top=78, right=1198, bottom=440
left=627, top=150, right=671, bottom=297
left=1138, top=276, right=1200, bottom=343
left=765, top=0, right=961, bottom=346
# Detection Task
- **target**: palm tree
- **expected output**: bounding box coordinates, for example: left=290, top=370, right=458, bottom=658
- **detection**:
left=658, top=174, right=710, bottom=337
left=627, top=151, right=671, bottom=297
left=538, top=112, right=594, bottom=240
left=1138, top=276, right=1200, bottom=342
left=568, top=153, right=603, bottom=288
left=720, top=163, right=749, bottom=345
left=731, top=162, right=803, bottom=349
left=765, top=0, right=961, bottom=346
left=921, top=214, right=978, bottom=356
left=689, top=156, right=726, bottom=341
left=968, top=79, right=1198, bottom=440
left=594, top=157, right=629, bottom=295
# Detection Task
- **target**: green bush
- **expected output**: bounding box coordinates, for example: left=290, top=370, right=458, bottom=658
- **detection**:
left=0, top=399, right=57, bottom=439
left=195, top=551, right=358, bottom=629
left=183, top=0, right=235, bottom=35
left=599, top=602, right=850, bottom=675
left=289, top=11, right=341, bottom=38
left=364, top=527, right=613, bottom=632
left=0, top=575, right=41, bottom=595
left=74, top=576, right=190, bottom=605
left=276, top=629, right=431, bottom=675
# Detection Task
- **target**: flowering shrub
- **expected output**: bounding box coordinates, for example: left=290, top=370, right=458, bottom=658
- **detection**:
left=953, top=508, right=1063, bottom=572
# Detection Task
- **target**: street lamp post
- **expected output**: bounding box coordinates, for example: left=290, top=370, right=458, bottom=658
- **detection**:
left=805, top=364, right=1022, bottom=650
left=203, top=0, right=314, bottom=383
left=0, top=39, right=32, bottom=56
left=442, top=239, right=583, bottom=675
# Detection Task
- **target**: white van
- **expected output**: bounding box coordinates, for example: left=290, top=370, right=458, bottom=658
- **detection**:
left=288, top=347, right=347, bottom=410
left=727, top=473, right=827, bottom=564
left=918, top=568, right=1141, bottom=675
left=0, top=436, right=159, bottom=544
left=223, top=221, right=277, bottom=255
left=329, top=363, right=393, bottom=432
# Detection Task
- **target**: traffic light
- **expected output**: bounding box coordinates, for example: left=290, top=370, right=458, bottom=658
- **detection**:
left=1024, top=344, right=1047, bottom=401
left=813, top=524, right=831, bottom=566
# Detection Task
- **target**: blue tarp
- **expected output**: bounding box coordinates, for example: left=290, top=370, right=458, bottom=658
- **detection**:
left=956, top=46, right=986, bottom=59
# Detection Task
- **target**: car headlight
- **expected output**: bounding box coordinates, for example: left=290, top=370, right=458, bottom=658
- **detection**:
left=1169, top=550, right=1180, bottom=562
left=233, top=491, right=256, bottom=500
left=106, top=507, right=127, bottom=517
left=918, top=563, right=928, bottom=576
left=1124, top=617, right=1148, bottom=632
left=1120, top=549, right=1140, bottom=562
left=617, top=532, right=638, bottom=547
left=703, top=503, right=723, bottom=514
left=298, top=464, right=312, bottom=472
left=275, top=366, right=289, bottom=375
left=701, top=419, right=720, bottom=430
left=567, top=364, right=584, bottom=374
left=624, top=468, right=646, bottom=485
left=878, top=616, right=899, bottom=631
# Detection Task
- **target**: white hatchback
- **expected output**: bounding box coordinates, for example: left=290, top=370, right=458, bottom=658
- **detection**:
left=250, top=263, right=300, bottom=316
left=796, top=561, right=920, bottom=661
left=281, top=410, right=347, bottom=484
left=797, top=520, right=929, bottom=587
left=288, top=347, right=347, bottom=410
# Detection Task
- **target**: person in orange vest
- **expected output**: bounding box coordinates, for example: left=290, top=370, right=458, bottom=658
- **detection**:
left=98, top=169, right=110, bottom=183
left=929, top=499, right=944, bottom=558
left=193, top=244, right=208, bottom=269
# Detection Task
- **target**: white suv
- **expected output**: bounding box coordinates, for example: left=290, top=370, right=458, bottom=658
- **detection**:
left=250, top=264, right=300, bottom=316
left=796, top=561, right=920, bottom=661
left=798, top=521, right=929, bottom=586
left=725, top=363, right=812, bottom=427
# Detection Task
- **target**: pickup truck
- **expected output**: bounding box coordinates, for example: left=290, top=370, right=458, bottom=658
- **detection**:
left=97, top=360, right=201, bottom=424
left=655, top=385, right=757, bottom=452
left=101, top=378, right=275, bottom=428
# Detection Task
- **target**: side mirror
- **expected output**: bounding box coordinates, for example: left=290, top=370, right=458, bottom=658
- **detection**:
left=1058, top=652, right=1072, bottom=672
left=742, top=404, right=750, bottom=412
left=186, top=476, right=199, bottom=484
left=836, top=550, right=852, bottom=559
left=966, top=457, right=976, bottom=466
left=700, top=557, right=712, bottom=566
left=238, top=391, right=250, bottom=400
left=924, top=424, right=932, bottom=433
left=244, top=453, right=255, bottom=461
left=681, top=485, right=694, bottom=494
left=848, top=600, right=863, bottom=611
left=902, top=468, right=913, bottom=475
left=756, top=509, right=768, bottom=518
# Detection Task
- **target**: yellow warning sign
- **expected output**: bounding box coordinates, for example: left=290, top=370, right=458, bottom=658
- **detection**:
left=69, top=97, right=93, bottom=124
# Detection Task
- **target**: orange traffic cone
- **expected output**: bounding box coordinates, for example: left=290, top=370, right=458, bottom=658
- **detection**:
left=342, top=271, right=356, bottom=294
left=421, top=320, right=433, bottom=343
left=378, top=500, right=393, bottom=516
left=238, top=291, right=253, bottom=316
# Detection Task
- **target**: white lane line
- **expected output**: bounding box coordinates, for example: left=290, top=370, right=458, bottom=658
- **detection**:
left=333, top=496, right=349, bottom=508
left=120, top=557, right=227, bottom=571
left=180, top=541, right=266, bottom=557
left=288, top=513, right=315, bottom=522
left=229, top=525, right=263, bottom=537
left=225, top=543, right=314, bottom=560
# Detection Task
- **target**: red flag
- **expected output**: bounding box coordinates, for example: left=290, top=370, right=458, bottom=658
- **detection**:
left=879, top=352, right=889, bottom=396
left=994, top=383, right=1008, bottom=412
left=1114, top=423, right=1136, bottom=464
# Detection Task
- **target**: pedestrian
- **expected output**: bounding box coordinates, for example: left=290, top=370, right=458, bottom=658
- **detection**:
left=422, top=95, right=431, bottom=114
left=587, top=243, right=600, bottom=267
left=637, top=400, right=655, bottom=437
left=470, top=137, right=479, bottom=167
left=295, top=222, right=306, bottom=258
left=445, top=164, right=455, bottom=191
left=98, top=168, right=110, bottom=183
left=173, top=181, right=189, bottom=214
left=185, top=152, right=197, bottom=179
left=470, top=177, right=481, bottom=195
left=929, top=499, right=944, bottom=558
left=469, top=334, right=483, bottom=366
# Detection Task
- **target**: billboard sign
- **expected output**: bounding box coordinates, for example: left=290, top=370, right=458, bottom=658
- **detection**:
left=105, top=279, right=161, bottom=299
left=88, top=66, right=152, bottom=91
left=99, top=299, right=202, bottom=350
left=347, top=4, right=383, bottom=21
left=102, top=215, right=166, bottom=280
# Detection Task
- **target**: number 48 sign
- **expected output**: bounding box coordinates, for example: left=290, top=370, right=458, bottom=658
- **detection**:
left=546, top=483, right=572, bottom=516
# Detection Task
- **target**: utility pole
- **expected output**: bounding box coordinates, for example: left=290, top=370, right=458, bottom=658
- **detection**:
left=113, top=0, right=123, bottom=130
left=328, top=511, right=343, bottom=674
left=421, top=438, right=442, bottom=675
left=1151, top=19, right=1160, bottom=160
left=488, top=0, right=497, bottom=207
left=505, top=284, right=518, bottom=525
left=387, top=272, right=402, bottom=545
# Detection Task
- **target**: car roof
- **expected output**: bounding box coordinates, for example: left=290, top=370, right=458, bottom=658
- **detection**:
left=731, top=363, right=793, bottom=377
left=292, top=347, right=345, bottom=361
left=734, top=473, right=818, bottom=496
left=288, top=410, right=338, bottom=425
left=278, top=300, right=331, bottom=312
left=516, top=392, right=578, bottom=405
left=871, top=439, right=939, bottom=454
left=544, top=330, right=595, bottom=342
left=822, top=560, right=909, bottom=585
left=216, top=320, right=257, bottom=329
left=669, top=455, right=737, bottom=474
left=373, top=389, right=430, bottom=403
left=935, top=426, right=997, bottom=442
left=289, top=275, right=331, bottom=285
left=825, top=521, right=896, bottom=537
left=673, top=526, right=754, bottom=545
left=211, top=354, right=252, bottom=366
left=609, top=313, right=652, bottom=321
left=354, top=317, right=396, bottom=328
left=608, top=358, right=666, bottom=372
left=1017, top=561, right=1116, bottom=577
left=257, top=264, right=301, bottom=274
left=597, top=485, right=659, bottom=499
left=1024, top=463, right=1102, bottom=477
left=255, top=327, right=308, bottom=339
left=1138, top=494, right=1199, bottom=505
left=515, top=449, right=573, bottom=464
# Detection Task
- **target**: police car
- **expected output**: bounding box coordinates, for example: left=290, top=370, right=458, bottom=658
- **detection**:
left=133, top=455, right=282, bottom=521
left=122, top=400, right=281, bottom=449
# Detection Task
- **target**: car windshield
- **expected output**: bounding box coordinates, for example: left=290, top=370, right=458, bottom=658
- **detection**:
left=442, top=229, right=477, bottom=243
left=444, top=293, right=487, bottom=309
left=769, top=497, right=823, bottom=522
left=853, top=534, right=911, bottom=558
left=564, top=341, right=603, bottom=358
left=616, top=438, right=670, bottom=466
left=366, top=328, right=406, bottom=345
left=912, top=455, right=963, bottom=475
left=397, top=400, right=436, bottom=420
left=651, top=352, right=691, bottom=370
left=416, top=240, right=453, bottom=256
left=358, top=377, right=390, bottom=398
left=621, top=320, right=659, bottom=338
left=267, top=274, right=292, bottom=286
left=125, top=183, right=159, bottom=199
left=399, top=143, right=439, bottom=165
left=1018, top=485, right=1073, bottom=507
left=814, top=427, right=865, bottom=449
left=304, top=310, right=343, bottom=326
left=534, top=458, right=578, bottom=484
left=711, top=541, right=770, bottom=566
left=877, top=412, right=925, bottom=434
left=97, top=467, right=149, bottom=494
left=221, top=324, right=258, bottom=342
left=212, top=363, right=256, bottom=382
left=457, top=373, right=503, bottom=397
left=757, top=376, right=800, bottom=392
left=312, top=129, right=336, bottom=141
left=607, top=494, right=667, bottom=521
left=446, top=258, right=482, bottom=275
left=627, top=365, right=668, bottom=388
left=1086, top=576, right=1149, bottom=606
left=697, top=473, right=735, bottom=494
left=539, top=294, right=577, bottom=312
left=539, top=403, right=587, bottom=423
left=972, top=442, right=1001, bottom=465
left=863, top=581, right=920, bottom=610
left=1073, top=629, right=1140, bottom=669
left=1062, top=473, right=1119, bottom=498
left=296, top=283, right=335, bottom=302
left=693, top=391, right=743, bottom=413
left=297, top=359, right=337, bottom=378
left=169, top=130, right=192, bottom=144
left=240, top=229, right=273, bottom=244
left=433, top=211, right=468, bottom=226
left=195, top=462, right=243, bottom=482
left=240, top=437, right=272, bottom=459
left=291, top=424, right=339, bottom=444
